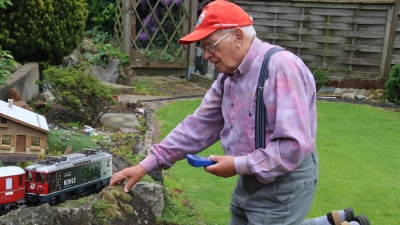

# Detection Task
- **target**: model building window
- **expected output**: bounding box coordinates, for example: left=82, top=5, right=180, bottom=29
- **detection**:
left=2, top=135, right=11, bottom=145
left=0, top=116, right=7, bottom=124
left=31, top=136, right=40, bottom=146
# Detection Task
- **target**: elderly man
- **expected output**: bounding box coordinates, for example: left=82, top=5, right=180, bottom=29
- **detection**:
left=110, top=1, right=369, bottom=224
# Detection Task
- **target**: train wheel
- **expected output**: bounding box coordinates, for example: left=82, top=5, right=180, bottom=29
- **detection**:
left=60, top=194, right=66, bottom=202
left=50, top=197, right=56, bottom=206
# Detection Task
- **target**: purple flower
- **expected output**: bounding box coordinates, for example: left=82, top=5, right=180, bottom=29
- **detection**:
left=140, top=0, right=147, bottom=11
left=161, top=0, right=174, bottom=6
left=138, top=32, right=148, bottom=41
left=143, top=14, right=152, bottom=26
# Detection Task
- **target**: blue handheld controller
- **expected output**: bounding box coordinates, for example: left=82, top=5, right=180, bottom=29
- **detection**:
left=187, top=154, right=216, bottom=167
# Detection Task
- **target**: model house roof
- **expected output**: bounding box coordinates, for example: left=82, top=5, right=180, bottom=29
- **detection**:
left=0, top=100, right=49, bottom=133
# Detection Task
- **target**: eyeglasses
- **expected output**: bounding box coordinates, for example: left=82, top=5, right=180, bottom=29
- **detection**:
left=200, top=32, right=230, bottom=53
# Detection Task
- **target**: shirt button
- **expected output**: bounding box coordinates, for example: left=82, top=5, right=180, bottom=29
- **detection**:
left=249, top=113, right=252, bottom=117
left=227, top=147, right=230, bottom=151
left=234, top=81, right=237, bottom=84
left=231, top=126, right=233, bottom=129
left=231, top=103, right=234, bottom=106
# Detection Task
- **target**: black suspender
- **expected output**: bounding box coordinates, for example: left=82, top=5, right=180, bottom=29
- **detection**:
left=255, top=47, right=284, bottom=149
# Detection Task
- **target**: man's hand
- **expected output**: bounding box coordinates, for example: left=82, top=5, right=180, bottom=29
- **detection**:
left=204, top=155, right=237, bottom=177
left=109, top=164, right=147, bottom=192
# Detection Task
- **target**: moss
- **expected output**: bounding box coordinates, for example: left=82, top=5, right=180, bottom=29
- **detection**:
left=97, top=218, right=109, bottom=225
left=101, top=191, right=117, bottom=205
left=119, top=192, right=132, bottom=202
left=47, top=129, right=98, bottom=155
left=123, top=204, right=133, bottom=214
left=110, top=189, right=120, bottom=198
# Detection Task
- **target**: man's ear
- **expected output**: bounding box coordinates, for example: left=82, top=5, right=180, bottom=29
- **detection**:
left=233, top=27, right=244, bottom=48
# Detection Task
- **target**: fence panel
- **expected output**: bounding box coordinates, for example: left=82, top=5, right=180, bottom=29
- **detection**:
left=235, top=0, right=399, bottom=81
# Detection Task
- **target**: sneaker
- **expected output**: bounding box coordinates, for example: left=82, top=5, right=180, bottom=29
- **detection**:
left=354, top=214, right=370, bottom=225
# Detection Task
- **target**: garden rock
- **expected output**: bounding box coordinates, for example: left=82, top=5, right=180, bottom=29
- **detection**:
left=62, top=49, right=81, bottom=67
left=132, top=182, right=164, bottom=217
left=342, top=92, right=356, bottom=99
left=92, top=59, right=120, bottom=84
left=78, top=37, right=97, bottom=54
left=0, top=203, right=96, bottom=225
left=100, top=113, right=141, bottom=128
left=0, top=185, right=157, bottom=225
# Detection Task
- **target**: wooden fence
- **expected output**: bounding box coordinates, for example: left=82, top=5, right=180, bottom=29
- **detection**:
left=116, top=0, right=400, bottom=88
left=114, top=0, right=191, bottom=69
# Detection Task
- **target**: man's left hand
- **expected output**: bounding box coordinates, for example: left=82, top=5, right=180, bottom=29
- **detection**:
left=204, top=155, right=237, bottom=177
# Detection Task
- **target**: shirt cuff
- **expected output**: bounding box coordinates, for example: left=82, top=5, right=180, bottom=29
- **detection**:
left=234, top=156, right=251, bottom=175
left=139, top=154, right=159, bottom=173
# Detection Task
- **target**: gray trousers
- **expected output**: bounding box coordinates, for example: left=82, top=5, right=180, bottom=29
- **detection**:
left=229, top=150, right=318, bottom=225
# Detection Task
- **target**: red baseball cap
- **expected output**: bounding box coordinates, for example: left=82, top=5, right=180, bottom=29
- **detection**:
left=178, top=0, right=253, bottom=45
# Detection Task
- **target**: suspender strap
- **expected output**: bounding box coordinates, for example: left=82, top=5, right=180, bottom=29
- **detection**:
left=255, top=48, right=284, bottom=149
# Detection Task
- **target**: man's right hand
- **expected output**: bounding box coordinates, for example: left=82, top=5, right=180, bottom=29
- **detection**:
left=109, top=164, right=147, bottom=192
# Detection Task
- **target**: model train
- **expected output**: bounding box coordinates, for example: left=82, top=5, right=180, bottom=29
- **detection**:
left=0, top=149, right=112, bottom=211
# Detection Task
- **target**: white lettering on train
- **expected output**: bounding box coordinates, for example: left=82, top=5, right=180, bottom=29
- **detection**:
left=64, top=177, right=76, bottom=186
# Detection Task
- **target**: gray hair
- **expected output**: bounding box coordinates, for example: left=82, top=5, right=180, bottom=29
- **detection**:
left=221, top=25, right=257, bottom=38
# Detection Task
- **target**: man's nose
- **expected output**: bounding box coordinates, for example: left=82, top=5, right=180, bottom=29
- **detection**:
left=203, top=49, right=213, bottom=60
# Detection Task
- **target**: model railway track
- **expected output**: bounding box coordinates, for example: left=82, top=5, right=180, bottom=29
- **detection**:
left=140, top=95, right=204, bottom=103
left=0, top=186, right=104, bottom=217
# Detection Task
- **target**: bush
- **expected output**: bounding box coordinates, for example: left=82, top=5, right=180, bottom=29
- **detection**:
left=312, top=68, right=331, bottom=91
left=83, top=43, right=130, bottom=67
left=47, top=129, right=98, bottom=155
left=385, top=63, right=400, bottom=104
left=0, top=46, right=17, bottom=86
left=0, top=0, right=12, bottom=9
left=0, top=0, right=87, bottom=66
left=40, top=61, right=117, bottom=127
left=86, top=0, right=115, bottom=35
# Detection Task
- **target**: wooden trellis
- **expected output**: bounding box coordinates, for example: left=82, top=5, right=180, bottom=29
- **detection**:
left=115, top=0, right=192, bottom=68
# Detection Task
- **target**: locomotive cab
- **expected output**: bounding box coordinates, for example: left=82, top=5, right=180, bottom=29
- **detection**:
left=25, top=169, right=51, bottom=199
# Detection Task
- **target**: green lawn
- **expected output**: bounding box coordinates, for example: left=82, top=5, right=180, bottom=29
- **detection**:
left=156, top=99, right=400, bottom=225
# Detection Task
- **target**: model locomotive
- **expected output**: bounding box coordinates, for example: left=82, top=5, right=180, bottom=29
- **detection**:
left=0, top=149, right=112, bottom=211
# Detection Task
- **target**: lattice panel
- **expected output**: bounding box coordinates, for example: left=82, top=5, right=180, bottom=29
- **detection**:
left=114, top=0, right=124, bottom=50
left=130, top=0, right=189, bottom=65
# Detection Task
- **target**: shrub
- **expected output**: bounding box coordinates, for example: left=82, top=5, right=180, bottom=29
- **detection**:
left=40, top=61, right=117, bottom=127
left=0, top=0, right=12, bottom=9
left=0, top=46, right=17, bottom=86
left=385, top=63, right=400, bottom=104
left=47, top=129, right=98, bottom=155
left=86, top=0, right=115, bottom=35
left=312, top=68, right=331, bottom=91
left=16, top=161, right=33, bottom=169
left=83, top=43, right=130, bottom=67
left=0, top=0, right=87, bottom=66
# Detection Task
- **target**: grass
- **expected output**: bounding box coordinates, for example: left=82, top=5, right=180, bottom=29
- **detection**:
left=155, top=99, right=400, bottom=225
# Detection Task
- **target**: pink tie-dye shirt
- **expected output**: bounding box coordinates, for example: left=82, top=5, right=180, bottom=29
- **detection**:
left=140, top=37, right=317, bottom=183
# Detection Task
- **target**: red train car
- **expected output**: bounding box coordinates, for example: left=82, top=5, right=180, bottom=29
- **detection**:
left=0, top=166, right=26, bottom=211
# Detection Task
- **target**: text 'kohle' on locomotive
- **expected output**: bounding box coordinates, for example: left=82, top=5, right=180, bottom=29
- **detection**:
left=0, top=148, right=113, bottom=212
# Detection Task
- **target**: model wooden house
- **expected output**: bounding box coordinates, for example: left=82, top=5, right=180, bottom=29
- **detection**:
left=0, top=100, right=49, bottom=155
